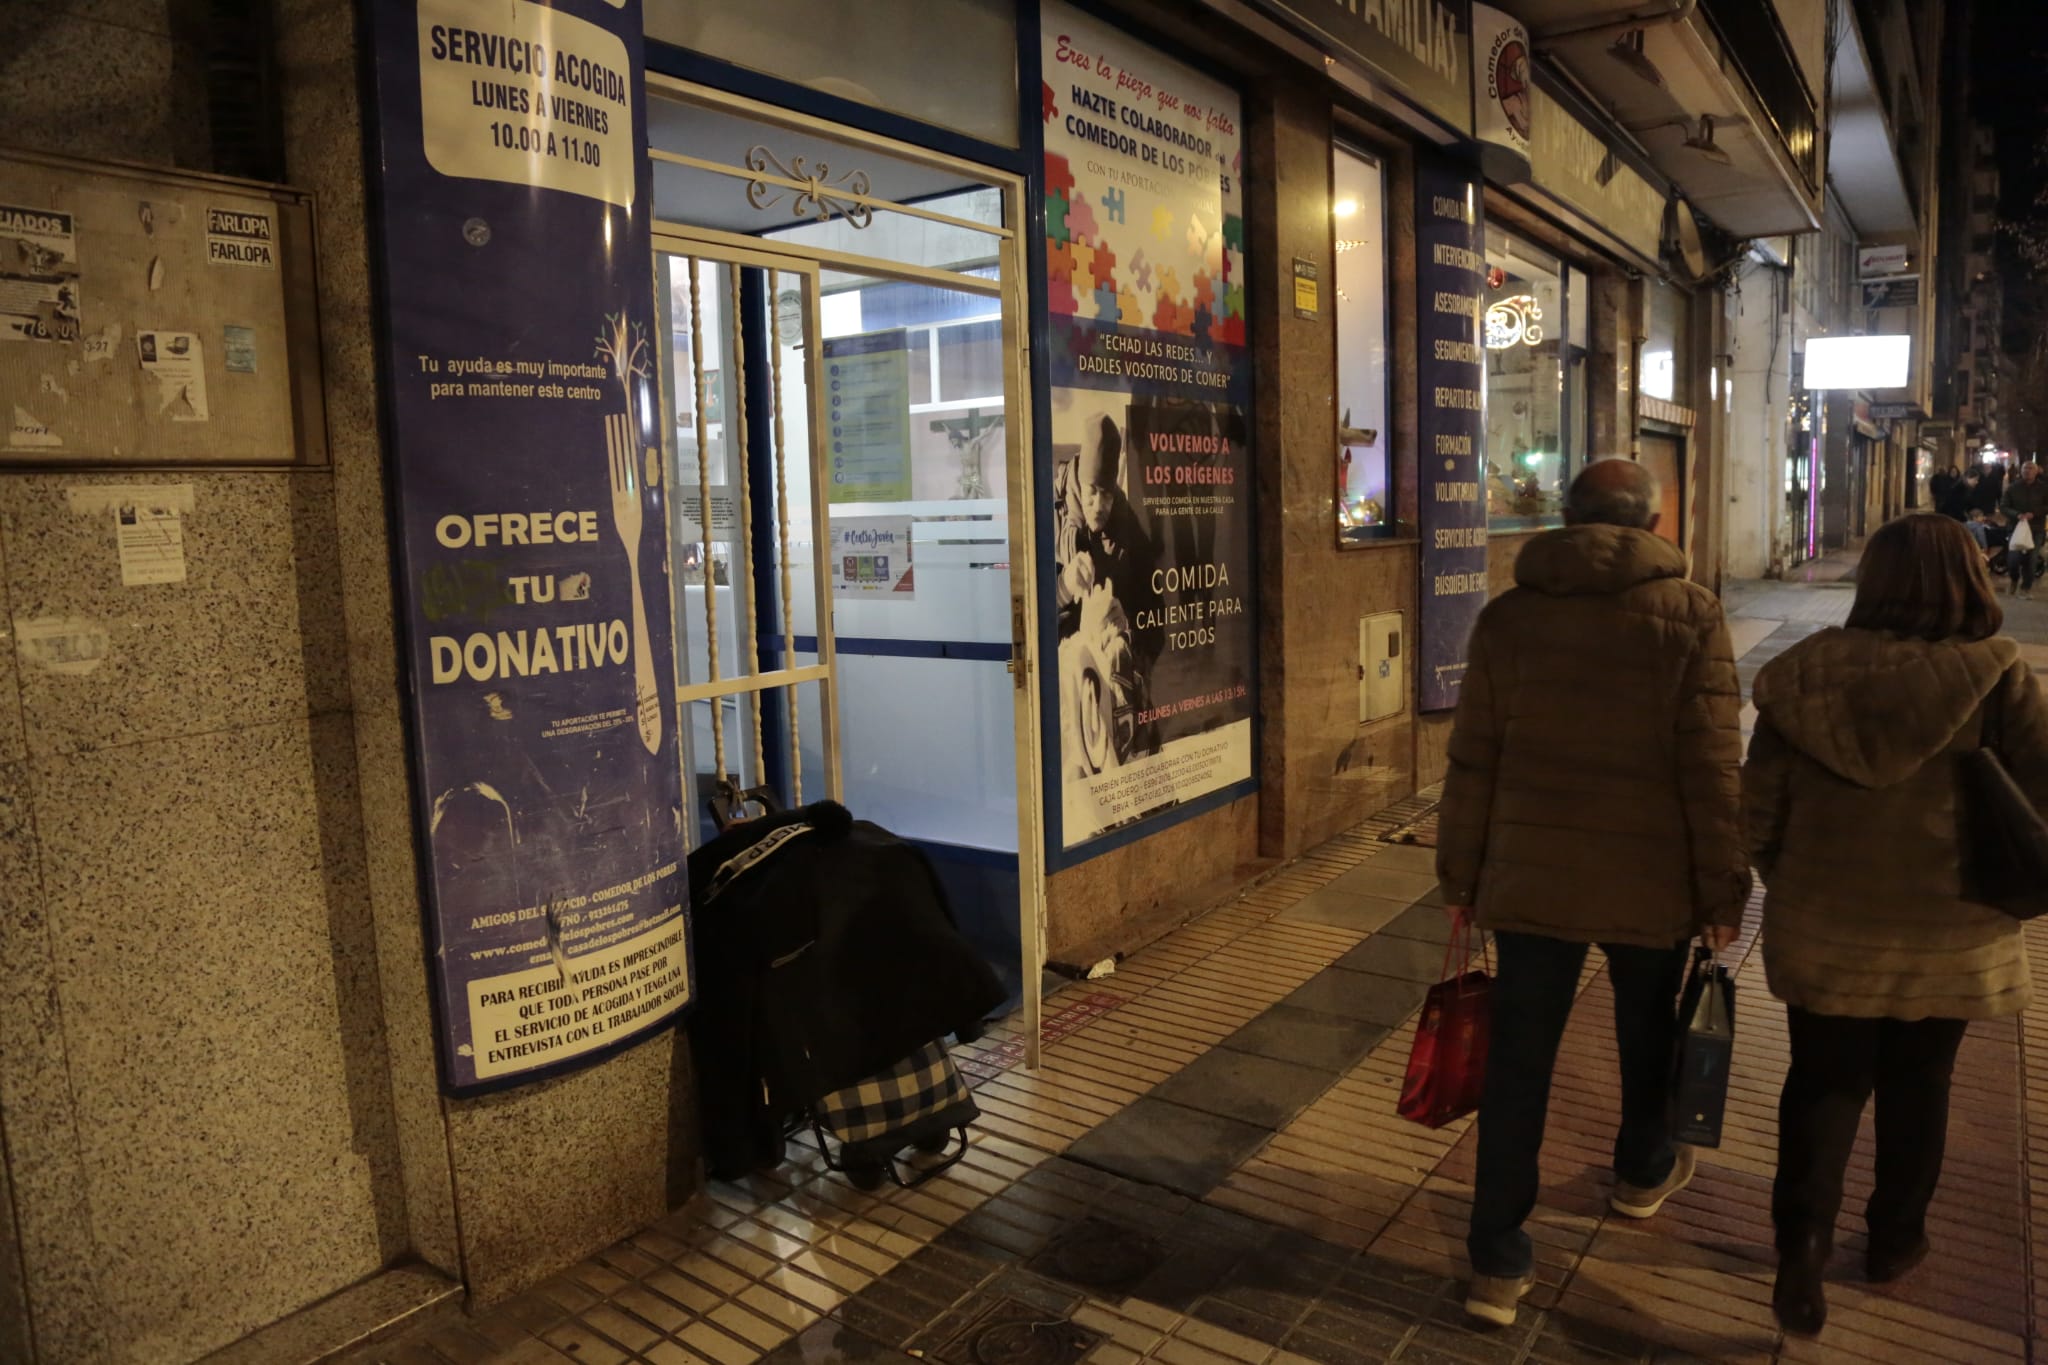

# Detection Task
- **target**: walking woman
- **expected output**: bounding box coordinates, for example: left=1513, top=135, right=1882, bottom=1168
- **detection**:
left=1745, top=513, right=2047, bottom=1335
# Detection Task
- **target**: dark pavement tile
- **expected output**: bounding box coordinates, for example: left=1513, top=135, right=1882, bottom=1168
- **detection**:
left=1288, top=967, right=1429, bottom=1026
left=1336, top=932, right=1451, bottom=982
left=762, top=1318, right=919, bottom=1363
left=1219, top=1005, right=1389, bottom=1071
left=1283, top=1304, right=1409, bottom=1363
left=1192, top=1294, right=1298, bottom=1345
left=1132, top=1236, right=1251, bottom=1311
left=1027, top=1216, right=1167, bottom=1297
left=1377, top=901, right=1456, bottom=944
left=1063, top=1098, right=1273, bottom=1197
left=1150, top=1048, right=1338, bottom=1129
left=919, top=1292, right=1101, bottom=1365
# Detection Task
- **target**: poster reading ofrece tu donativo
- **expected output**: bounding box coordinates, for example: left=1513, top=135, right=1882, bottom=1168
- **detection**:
left=1042, top=2, right=1254, bottom=849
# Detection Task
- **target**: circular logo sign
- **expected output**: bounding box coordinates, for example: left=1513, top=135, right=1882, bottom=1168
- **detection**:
left=1488, top=33, right=1532, bottom=145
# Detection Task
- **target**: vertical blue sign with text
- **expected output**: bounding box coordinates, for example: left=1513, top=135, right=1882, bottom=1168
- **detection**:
left=1415, top=157, right=1489, bottom=712
left=365, top=0, right=690, bottom=1095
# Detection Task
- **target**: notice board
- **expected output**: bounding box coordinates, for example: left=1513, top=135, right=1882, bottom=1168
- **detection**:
left=0, top=148, right=320, bottom=465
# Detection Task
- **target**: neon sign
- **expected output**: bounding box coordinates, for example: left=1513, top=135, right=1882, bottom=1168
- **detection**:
left=1484, top=293, right=1543, bottom=349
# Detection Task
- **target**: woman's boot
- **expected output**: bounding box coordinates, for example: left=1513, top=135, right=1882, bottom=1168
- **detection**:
left=1773, top=1231, right=1830, bottom=1336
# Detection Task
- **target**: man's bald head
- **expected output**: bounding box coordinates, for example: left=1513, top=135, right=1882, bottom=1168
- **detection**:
left=1566, top=457, right=1661, bottom=532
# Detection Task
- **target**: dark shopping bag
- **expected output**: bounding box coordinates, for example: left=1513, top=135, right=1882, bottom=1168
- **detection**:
left=1397, top=922, right=1492, bottom=1129
left=1670, top=946, right=1736, bottom=1147
left=812, top=1039, right=979, bottom=1190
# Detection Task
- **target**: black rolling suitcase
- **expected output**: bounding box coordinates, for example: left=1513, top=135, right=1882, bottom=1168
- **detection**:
left=693, top=785, right=987, bottom=1189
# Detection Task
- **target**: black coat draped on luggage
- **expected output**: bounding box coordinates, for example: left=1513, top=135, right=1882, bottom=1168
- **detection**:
left=686, top=802, right=1005, bottom=1179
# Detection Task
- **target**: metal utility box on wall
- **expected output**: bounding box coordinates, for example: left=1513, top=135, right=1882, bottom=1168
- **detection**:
left=1360, top=611, right=1403, bottom=723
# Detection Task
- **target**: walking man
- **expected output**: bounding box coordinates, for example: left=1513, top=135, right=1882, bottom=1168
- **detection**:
left=1438, top=458, right=1750, bottom=1325
left=2000, top=461, right=2048, bottom=598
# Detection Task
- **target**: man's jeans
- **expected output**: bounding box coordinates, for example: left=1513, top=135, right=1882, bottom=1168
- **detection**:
left=1467, top=931, right=1691, bottom=1278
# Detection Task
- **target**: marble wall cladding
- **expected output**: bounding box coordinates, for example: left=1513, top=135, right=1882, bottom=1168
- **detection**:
left=447, top=1035, right=683, bottom=1306
left=0, top=1129, right=31, bottom=1365
left=1046, top=797, right=1260, bottom=962
left=0, top=1, right=209, bottom=168
left=0, top=472, right=348, bottom=759
left=0, top=514, right=23, bottom=766
left=273, top=0, right=463, bottom=1280
left=1248, top=84, right=1418, bottom=863
left=0, top=759, right=111, bottom=1365
left=30, top=717, right=400, bottom=1362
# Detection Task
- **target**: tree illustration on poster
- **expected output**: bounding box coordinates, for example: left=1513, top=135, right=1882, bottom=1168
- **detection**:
left=1415, top=156, right=1489, bottom=712
left=363, top=0, right=690, bottom=1095
left=1040, top=1, right=1256, bottom=852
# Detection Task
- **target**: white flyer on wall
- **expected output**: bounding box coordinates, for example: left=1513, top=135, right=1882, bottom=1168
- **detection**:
left=115, top=499, right=187, bottom=585
left=137, top=331, right=210, bottom=421
left=830, top=516, right=915, bottom=600
left=0, top=203, right=81, bottom=343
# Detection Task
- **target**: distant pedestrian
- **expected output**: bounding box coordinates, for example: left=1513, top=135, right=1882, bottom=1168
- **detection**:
left=1930, top=465, right=1959, bottom=508
left=1938, top=469, right=1980, bottom=522
left=2000, top=461, right=2048, bottom=597
left=1745, top=513, right=2044, bottom=1336
left=1439, top=457, right=1750, bottom=1327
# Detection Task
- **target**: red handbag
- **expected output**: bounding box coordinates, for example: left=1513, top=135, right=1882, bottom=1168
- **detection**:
left=1397, top=922, right=1493, bottom=1129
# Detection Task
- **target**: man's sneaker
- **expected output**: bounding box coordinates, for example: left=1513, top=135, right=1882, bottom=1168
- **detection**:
left=1610, top=1144, right=1698, bottom=1219
left=1463, top=1270, right=1534, bottom=1327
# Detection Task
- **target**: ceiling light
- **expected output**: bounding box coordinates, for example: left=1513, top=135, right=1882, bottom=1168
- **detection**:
left=1333, top=198, right=1359, bottom=218
left=1684, top=114, right=1733, bottom=166
left=1608, top=31, right=1664, bottom=87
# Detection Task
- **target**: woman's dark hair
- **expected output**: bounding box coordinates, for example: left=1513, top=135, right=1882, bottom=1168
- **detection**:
left=1847, top=513, right=2004, bottom=642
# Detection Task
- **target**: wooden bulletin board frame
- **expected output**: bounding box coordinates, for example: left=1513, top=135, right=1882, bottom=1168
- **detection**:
left=0, top=146, right=324, bottom=470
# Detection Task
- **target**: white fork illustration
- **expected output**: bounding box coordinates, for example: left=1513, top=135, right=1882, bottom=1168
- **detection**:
left=607, top=411, right=662, bottom=754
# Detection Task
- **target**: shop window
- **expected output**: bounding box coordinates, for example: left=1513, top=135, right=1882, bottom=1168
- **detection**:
left=1334, top=145, right=1394, bottom=544
left=645, top=0, right=1020, bottom=147
left=1482, top=228, right=1577, bottom=530
left=1643, top=278, right=1691, bottom=404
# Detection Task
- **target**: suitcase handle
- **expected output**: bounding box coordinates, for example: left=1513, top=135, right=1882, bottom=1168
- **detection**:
left=708, top=778, right=782, bottom=831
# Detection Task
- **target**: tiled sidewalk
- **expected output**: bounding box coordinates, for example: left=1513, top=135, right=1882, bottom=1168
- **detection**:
left=365, top=583, right=2048, bottom=1365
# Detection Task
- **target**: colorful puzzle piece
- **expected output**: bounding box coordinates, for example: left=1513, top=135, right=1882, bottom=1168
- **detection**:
left=1103, top=187, right=1126, bottom=225
left=1069, top=240, right=1096, bottom=284
left=1094, top=284, right=1120, bottom=323
left=1186, top=213, right=1210, bottom=261
left=1048, top=276, right=1077, bottom=317
left=1193, top=305, right=1212, bottom=343
left=1152, top=206, right=1174, bottom=239
left=1048, top=238, right=1076, bottom=282
left=1041, top=81, right=1058, bottom=124
left=1222, top=214, right=1245, bottom=253
left=1067, top=195, right=1098, bottom=244
left=1222, top=246, right=1243, bottom=286
left=1224, top=283, right=1245, bottom=321
left=1131, top=251, right=1151, bottom=291
left=1119, top=289, right=1143, bottom=327
left=1192, top=270, right=1214, bottom=310
left=1157, top=266, right=1179, bottom=301
left=1044, top=154, right=1076, bottom=197
left=1047, top=193, right=1071, bottom=245
left=1088, top=244, right=1117, bottom=291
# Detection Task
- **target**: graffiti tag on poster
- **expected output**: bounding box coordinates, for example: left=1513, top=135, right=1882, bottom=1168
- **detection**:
left=1042, top=2, right=1254, bottom=851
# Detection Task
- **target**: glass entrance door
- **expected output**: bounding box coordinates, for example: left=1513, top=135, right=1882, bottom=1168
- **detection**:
left=647, top=82, right=1046, bottom=1043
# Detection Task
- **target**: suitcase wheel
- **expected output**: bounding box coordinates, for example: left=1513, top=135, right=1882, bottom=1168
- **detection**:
left=845, top=1161, right=888, bottom=1192
left=913, top=1133, right=951, bottom=1155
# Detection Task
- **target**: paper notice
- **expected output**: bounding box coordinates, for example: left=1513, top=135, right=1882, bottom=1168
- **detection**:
left=114, top=497, right=187, bottom=585
left=137, top=331, right=209, bottom=421
left=14, top=616, right=110, bottom=675
left=224, top=325, right=257, bottom=373
left=7, top=405, right=59, bottom=449
left=0, top=203, right=81, bottom=343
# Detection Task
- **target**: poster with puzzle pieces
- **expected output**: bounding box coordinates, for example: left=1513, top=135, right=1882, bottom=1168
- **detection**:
left=1040, top=1, right=1253, bottom=851
left=0, top=148, right=311, bottom=464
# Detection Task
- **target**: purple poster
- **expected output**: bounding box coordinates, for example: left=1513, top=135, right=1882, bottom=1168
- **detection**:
left=366, top=0, right=688, bottom=1094
left=1415, top=157, right=1488, bottom=712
